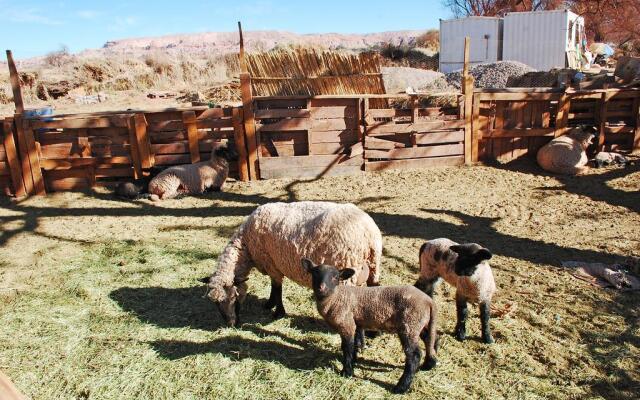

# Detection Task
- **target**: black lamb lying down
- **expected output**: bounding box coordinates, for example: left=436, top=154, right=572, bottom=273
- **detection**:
left=302, top=258, right=438, bottom=394
left=113, top=166, right=165, bottom=200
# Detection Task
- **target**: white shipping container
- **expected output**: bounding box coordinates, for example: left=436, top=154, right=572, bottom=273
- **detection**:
left=439, top=17, right=503, bottom=74
left=502, top=10, right=584, bottom=71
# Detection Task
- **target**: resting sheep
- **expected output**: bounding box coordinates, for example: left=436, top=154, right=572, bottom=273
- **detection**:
left=302, top=258, right=437, bottom=394
left=114, top=166, right=165, bottom=200
left=148, top=144, right=236, bottom=200
left=200, top=201, right=383, bottom=327
left=536, top=127, right=595, bottom=175
left=593, top=151, right=627, bottom=168
left=415, top=238, right=496, bottom=344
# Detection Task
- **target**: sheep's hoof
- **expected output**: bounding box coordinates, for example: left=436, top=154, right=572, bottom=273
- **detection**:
left=272, top=308, right=286, bottom=320
left=483, top=335, right=495, bottom=344
left=454, top=330, right=466, bottom=342
left=421, top=357, right=437, bottom=371
left=391, top=384, right=410, bottom=394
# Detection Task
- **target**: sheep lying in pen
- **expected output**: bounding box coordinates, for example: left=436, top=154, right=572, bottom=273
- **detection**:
left=302, top=258, right=437, bottom=394
left=200, top=201, right=383, bottom=327
left=415, top=238, right=496, bottom=344
left=536, top=127, right=595, bottom=175
left=148, top=144, right=236, bottom=201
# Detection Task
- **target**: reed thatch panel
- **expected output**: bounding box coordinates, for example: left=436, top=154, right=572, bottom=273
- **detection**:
left=246, top=49, right=387, bottom=97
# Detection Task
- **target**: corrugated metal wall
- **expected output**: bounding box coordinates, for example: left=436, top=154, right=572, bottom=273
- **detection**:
left=503, top=10, right=575, bottom=71
left=439, top=17, right=503, bottom=73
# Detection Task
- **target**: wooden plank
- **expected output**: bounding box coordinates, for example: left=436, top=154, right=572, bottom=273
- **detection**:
left=365, top=155, right=464, bottom=171
left=312, top=118, right=354, bottom=131
left=260, top=164, right=362, bottom=179
left=232, top=107, right=249, bottom=181
left=3, top=119, right=26, bottom=197
left=471, top=96, right=481, bottom=162
left=197, top=118, right=234, bottom=130
left=308, top=142, right=349, bottom=155
left=40, top=157, right=132, bottom=170
left=127, top=116, right=143, bottom=179
left=365, top=143, right=463, bottom=160
left=257, top=118, right=310, bottom=132
left=414, top=130, right=465, bottom=145
left=241, top=73, right=259, bottom=180
left=20, top=118, right=46, bottom=195
left=134, top=113, right=153, bottom=168
left=478, top=92, right=563, bottom=101
left=367, top=120, right=465, bottom=136
left=463, top=76, right=474, bottom=165
left=310, top=130, right=359, bottom=143
left=310, top=106, right=357, bottom=119
left=197, top=108, right=228, bottom=119
left=255, top=109, right=310, bottom=119
left=365, top=136, right=407, bottom=150
left=147, top=120, right=183, bottom=132
left=6, top=50, right=24, bottom=114
left=30, top=116, right=130, bottom=130
left=605, top=126, right=635, bottom=134
left=45, top=177, right=89, bottom=192
left=13, top=116, right=34, bottom=195
left=95, top=167, right=134, bottom=178
left=597, top=92, right=607, bottom=151
left=489, top=128, right=558, bottom=138
left=554, top=93, right=571, bottom=137
left=182, top=111, right=200, bottom=163
left=259, top=154, right=361, bottom=169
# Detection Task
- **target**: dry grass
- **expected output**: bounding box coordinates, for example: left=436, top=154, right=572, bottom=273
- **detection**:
left=0, top=161, right=639, bottom=400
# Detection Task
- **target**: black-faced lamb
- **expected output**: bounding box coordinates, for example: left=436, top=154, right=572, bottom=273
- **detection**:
left=415, top=238, right=496, bottom=344
left=114, top=166, right=165, bottom=200
left=302, top=258, right=437, bottom=394
left=593, top=151, right=628, bottom=168
left=536, top=127, right=595, bottom=175
left=200, top=201, right=383, bottom=327
left=148, top=144, right=236, bottom=201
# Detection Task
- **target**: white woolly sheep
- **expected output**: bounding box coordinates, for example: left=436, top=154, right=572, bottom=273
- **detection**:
left=200, top=201, right=383, bottom=327
left=536, top=127, right=595, bottom=175
left=302, top=258, right=437, bottom=394
left=415, top=238, right=496, bottom=344
left=148, top=144, right=236, bottom=201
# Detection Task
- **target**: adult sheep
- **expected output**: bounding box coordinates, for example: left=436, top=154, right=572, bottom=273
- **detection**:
left=200, top=201, right=383, bottom=327
left=148, top=143, right=236, bottom=200
left=536, top=126, right=595, bottom=175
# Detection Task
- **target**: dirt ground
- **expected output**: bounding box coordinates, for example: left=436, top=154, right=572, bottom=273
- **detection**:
left=0, top=160, right=639, bottom=399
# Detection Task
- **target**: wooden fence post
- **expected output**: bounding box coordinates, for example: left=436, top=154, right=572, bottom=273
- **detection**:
left=134, top=113, right=153, bottom=168
left=19, top=117, right=45, bottom=195
left=232, top=107, right=249, bottom=181
left=238, top=21, right=259, bottom=180
left=471, top=95, right=481, bottom=162
left=127, top=115, right=143, bottom=179
left=462, top=37, right=474, bottom=165
left=554, top=92, right=570, bottom=137
left=2, top=118, right=26, bottom=198
left=6, top=50, right=24, bottom=114
left=182, top=111, right=200, bottom=163
left=597, top=92, right=607, bottom=151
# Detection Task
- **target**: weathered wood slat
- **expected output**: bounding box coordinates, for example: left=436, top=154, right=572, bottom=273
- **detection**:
left=183, top=111, right=200, bottom=163
left=365, top=143, right=463, bottom=160
left=367, top=120, right=465, bottom=136
left=21, top=119, right=46, bottom=195
left=134, top=114, right=152, bottom=168
left=488, top=128, right=557, bottom=138
left=232, top=108, right=249, bottom=181
left=257, top=118, right=310, bottom=132
left=365, top=155, right=464, bottom=171
left=197, top=118, right=234, bottom=130
left=365, top=136, right=407, bottom=150
left=3, top=119, right=26, bottom=197
left=310, top=106, right=357, bottom=119
left=413, top=130, right=465, bottom=145
left=40, top=157, right=132, bottom=170
left=310, top=130, right=359, bottom=143
left=30, top=116, right=130, bottom=130
left=127, top=116, right=143, bottom=179
left=260, top=154, right=361, bottom=169
left=254, top=109, right=310, bottom=119
left=260, top=164, right=362, bottom=179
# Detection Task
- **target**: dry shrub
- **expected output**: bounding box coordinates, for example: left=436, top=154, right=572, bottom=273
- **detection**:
left=416, top=30, right=439, bottom=51
left=44, top=45, right=75, bottom=67
left=180, top=60, right=200, bottom=83
left=134, top=73, right=156, bottom=89
left=113, top=77, right=134, bottom=91
left=19, top=72, right=38, bottom=88
left=0, top=88, right=10, bottom=104
left=144, top=53, right=175, bottom=77
left=77, top=62, right=111, bottom=83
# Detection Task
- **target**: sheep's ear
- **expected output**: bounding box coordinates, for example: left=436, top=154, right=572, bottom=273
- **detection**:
left=301, top=258, right=315, bottom=273
left=476, top=249, right=492, bottom=261
left=449, top=245, right=463, bottom=255
left=198, top=276, right=210, bottom=284
left=339, top=269, right=356, bottom=281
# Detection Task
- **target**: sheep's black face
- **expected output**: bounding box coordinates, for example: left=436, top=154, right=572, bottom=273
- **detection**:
left=301, top=258, right=355, bottom=300
left=449, top=244, right=492, bottom=276
left=215, top=144, right=239, bottom=162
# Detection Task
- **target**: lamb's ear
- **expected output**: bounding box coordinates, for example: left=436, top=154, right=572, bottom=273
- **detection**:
left=301, top=258, right=315, bottom=273
left=198, top=276, right=210, bottom=284
left=476, top=248, right=492, bottom=261
left=449, top=245, right=463, bottom=255
left=339, top=269, right=356, bottom=281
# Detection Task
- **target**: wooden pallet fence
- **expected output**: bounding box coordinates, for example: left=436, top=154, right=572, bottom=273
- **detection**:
left=471, top=89, right=640, bottom=163
left=363, top=96, right=466, bottom=172
left=253, top=97, right=363, bottom=179
left=0, top=118, right=26, bottom=197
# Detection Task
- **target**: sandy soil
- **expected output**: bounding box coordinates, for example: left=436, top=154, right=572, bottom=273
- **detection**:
left=0, top=160, right=638, bottom=399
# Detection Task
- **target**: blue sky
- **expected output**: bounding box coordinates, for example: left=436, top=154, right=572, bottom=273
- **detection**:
left=0, top=0, right=451, bottom=59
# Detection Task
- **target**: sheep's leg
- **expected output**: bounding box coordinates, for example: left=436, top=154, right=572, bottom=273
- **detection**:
left=480, top=301, right=494, bottom=344
left=392, top=335, right=421, bottom=394
left=420, top=317, right=438, bottom=370
left=271, top=282, right=286, bottom=320
left=354, top=326, right=365, bottom=357
left=340, top=334, right=356, bottom=378
left=263, top=279, right=280, bottom=310
left=454, top=292, right=468, bottom=342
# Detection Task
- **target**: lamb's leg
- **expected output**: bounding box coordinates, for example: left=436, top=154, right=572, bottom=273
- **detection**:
left=354, top=326, right=365, bottom=358
left=263, top=279, right=280, bottom=310
left=270, top=281, right=286, bottom=320
left=420, top=313, right=438, bottom=370
left=392, top=335, right=421, bottom=394
left=454, top=292, right=468, bottom=341
left=480, top=301, right=494, bottom=344
left=340, top=334, right=356, bottom=377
